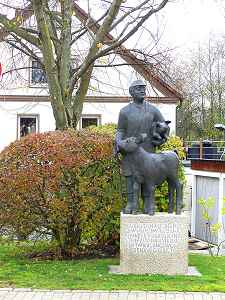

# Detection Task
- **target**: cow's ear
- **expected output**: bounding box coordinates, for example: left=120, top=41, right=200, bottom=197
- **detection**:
left=165, top=120, right=171, bottom=124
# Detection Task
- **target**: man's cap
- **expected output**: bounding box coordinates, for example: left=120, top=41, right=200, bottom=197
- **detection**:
left=130, top=79, right=146, bottom=88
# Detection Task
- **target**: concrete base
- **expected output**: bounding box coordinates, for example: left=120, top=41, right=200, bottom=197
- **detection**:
left=117, top=212, right=189, bottom=275
left=109, top=265, right=202, bottom=276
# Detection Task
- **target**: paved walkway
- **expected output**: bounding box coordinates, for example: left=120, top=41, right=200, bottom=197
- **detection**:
left=0, top=289, right=225, bottom=300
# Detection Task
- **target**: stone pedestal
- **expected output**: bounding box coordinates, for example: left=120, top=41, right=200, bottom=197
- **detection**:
left=117, top=212, right=189, bottom=275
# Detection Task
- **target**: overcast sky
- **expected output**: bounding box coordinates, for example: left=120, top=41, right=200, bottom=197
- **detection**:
left=161, top=0, right=225, bottom=51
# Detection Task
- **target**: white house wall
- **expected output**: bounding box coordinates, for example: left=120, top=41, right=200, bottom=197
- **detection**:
left=83, top=102, right=176, bottom=133
left=0, top=100, right=176, bottom=152
left=0, top=101, right=55, bottom=151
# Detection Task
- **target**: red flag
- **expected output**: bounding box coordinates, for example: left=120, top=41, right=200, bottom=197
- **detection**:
left=0, top=63, right=2, bottom=78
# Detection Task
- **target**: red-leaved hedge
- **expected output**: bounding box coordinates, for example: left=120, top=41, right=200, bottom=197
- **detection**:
left=0, top=129, right=122, bottom=257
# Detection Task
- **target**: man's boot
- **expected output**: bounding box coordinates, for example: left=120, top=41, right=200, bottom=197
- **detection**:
left=123, top=176, right=139, bottom=214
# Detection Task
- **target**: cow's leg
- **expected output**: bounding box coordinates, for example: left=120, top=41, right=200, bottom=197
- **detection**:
left=175, top=180, right=183, bottom=215
left=132, top=180, right=140, bottom=214
left=143, top=183, right=155, bottom=215
left=168, top=179, right=175, bottom=214
left=124, top=176, right=139, bottom=214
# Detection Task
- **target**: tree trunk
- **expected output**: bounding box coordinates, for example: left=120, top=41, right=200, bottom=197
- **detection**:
left=52, top=224, right=82, bottom=258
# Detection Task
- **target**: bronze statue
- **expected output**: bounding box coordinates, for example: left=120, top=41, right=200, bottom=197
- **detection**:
left=118, top=135, right=182, bottom=215
left=115, top=79, right=170, bottom=215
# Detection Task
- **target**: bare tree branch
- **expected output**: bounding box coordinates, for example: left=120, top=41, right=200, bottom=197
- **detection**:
left=109, top=0, right=150, bottom=32
left=70, top=0, right=124, bottom=91
left=70, top=0, right=169, bottom=87
left=94, top=0, right=169, bottom=60
left=6, top=38, right=41, bottom=65
left=71, top=9, right=109, bottom=45
left=0, top=12, right=40, bottom=46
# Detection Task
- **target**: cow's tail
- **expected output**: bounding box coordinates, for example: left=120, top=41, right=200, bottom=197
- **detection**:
left=174, top=149, right=179, bottom=156
left=173, top=149, right=180, bottom=160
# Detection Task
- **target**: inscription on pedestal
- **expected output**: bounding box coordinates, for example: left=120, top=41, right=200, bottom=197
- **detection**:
left=119, top=213, right=189, bottom=275
left=125, top=223, right=187, bottom=254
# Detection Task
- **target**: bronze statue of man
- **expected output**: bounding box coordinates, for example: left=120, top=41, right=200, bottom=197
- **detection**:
left=115, top=80, right=167, bottom=214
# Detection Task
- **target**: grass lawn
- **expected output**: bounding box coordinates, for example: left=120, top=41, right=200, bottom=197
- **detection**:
left=0, top=242, right=225, bottom=291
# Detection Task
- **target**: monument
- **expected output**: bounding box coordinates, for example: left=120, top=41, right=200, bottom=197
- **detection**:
left=112, top=80, right=189, bottom=275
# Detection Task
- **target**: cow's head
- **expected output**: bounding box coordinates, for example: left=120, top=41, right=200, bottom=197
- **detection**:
left=155, top=120, right=171, bottom=135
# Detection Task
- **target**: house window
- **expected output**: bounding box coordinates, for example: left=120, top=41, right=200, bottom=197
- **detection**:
left=80, top=115, right=101, bottom=129
left=17, top=115, right=39, bottom=138
left=30, top=56, right=79, bottom=85
left=31, top=60, right=47, bottom=84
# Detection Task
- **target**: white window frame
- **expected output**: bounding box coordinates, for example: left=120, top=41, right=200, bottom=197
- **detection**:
left=79, top=114, right=102, bottom=129
left=17, top=114, right=40, bottom=139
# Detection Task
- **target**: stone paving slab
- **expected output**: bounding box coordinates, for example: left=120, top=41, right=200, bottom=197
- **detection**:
left=0, top=290, right=225, bottom=300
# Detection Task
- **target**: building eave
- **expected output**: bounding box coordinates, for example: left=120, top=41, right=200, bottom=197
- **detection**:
left=0, top=95, right=180, bottom=104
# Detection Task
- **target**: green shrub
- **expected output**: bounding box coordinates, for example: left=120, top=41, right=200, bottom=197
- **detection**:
left=198, top=196, right=225, bottom=256
left=0, top=129, right=122, bottom=257
left=89, top=123, right=116, bottom=136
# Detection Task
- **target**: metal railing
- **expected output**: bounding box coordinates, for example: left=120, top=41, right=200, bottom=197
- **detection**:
left=184, top=140, right=225, bottom=161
